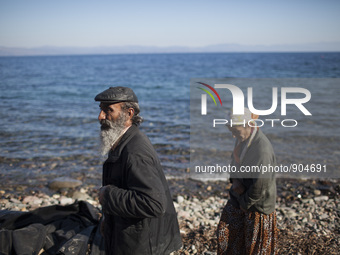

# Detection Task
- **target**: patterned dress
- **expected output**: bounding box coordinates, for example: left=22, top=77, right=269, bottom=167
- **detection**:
left=217, top=202, right=277, bottom=255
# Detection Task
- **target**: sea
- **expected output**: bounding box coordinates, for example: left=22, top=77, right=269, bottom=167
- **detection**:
left=0, top=53, right=339, bottom=188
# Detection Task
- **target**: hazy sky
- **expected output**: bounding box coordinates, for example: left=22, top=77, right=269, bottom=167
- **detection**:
left=1, top=0, right=339, bottom=48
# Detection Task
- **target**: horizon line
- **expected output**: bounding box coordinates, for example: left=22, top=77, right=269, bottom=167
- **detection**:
left=1, top=51, right=340, bottom=58
left=1, top=42, right=340, bottom=57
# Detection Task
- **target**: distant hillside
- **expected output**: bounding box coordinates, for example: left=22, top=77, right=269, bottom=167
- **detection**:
left=1, top=42, right=340, bottom=56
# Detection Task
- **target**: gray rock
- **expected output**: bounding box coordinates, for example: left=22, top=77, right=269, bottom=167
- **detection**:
left=204, top=252, right=217, bottom=255
left=282, top=208, right=298, bottom=218
left=52, top=194, right=61, bottom=199
left=177, top=195, right=184, bottom=204
left=72, top=191, right=92, bottom=201
left=319, top=213, right=329, bottom=220
left=48, top=177, right=82, bottom=190
left=22, top=196, right=43, bottom=205
left=50, top=163, right=58, bottom=169
left=301, top=198, right=314, bottom=205
left=59, top=196, right=74, bottom=205
left=313, top=189, right=321, bottom=196
left=193, top=220, right=200, bottom=227
left=9, top=198, right=21, bottom=204
left=314, top=196, right=329, bottom=202
left=177, top=210, right=191, bottom=219
left=307, top=212, right=313, bottom=221
left=194, top=211, right=204, bottom=219
left=187, top=223, right=194, bottom=230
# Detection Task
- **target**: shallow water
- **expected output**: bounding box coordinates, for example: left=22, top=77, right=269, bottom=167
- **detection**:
left=0, top=53, right=339, bottom=186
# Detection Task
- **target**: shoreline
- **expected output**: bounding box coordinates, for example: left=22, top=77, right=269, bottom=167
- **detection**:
left=0, top=177, right=339, bottom=254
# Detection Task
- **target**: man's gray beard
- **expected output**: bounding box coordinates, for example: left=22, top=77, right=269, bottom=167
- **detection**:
left=100, top=112, right=127, bottom=156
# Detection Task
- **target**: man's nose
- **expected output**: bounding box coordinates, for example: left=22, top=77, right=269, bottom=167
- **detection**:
left=98, top=110, right=106, bottom=121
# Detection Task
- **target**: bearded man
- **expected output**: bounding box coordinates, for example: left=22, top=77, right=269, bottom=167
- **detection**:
left=95, top=86, right=182, bottom=255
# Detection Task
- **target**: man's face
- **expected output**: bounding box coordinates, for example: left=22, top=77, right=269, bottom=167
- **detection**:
left=227, top=125, right=252, bottom=142
left=98, top=102, right=129, bottom=155
left=99, top=103, right=125, bottom=126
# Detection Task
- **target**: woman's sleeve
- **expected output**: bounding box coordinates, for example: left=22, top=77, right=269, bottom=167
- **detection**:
left=236, top=145, right=275, bottom=210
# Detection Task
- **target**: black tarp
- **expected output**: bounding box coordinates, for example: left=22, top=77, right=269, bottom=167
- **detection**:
left=0, top=201, right=105, bottom=255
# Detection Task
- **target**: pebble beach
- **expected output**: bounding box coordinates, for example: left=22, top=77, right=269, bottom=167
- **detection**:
left=0, top=176, right=339, bottom=255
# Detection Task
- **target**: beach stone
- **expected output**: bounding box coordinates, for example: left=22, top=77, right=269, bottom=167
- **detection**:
left=50, top=163, right=58, bottom=169
left=52, top=194, right=60, bottom=199
left=59, top=196, right=74, bottom=205
left=194, top=211, right=204, bottom=219
left=22, top=196, right=43, bottom=205
left=0, top=199, right=10, bottom=208
left=48, top=177, right=82, bottom=190
left=282, top=208, right=298, bottom=218
left=187, top=223, right=194, bottom=230
left=72, top=191, right=92, bottom=201
left=301, top=198, right=314, bottom=205
left=177, top=195, right=184, bottom=204
left=314, top=196, right=329, bottom=202
left=86, top=200, right=98, bottom=206
left=192, top=205, right=201, bottom=213
left=193, top=220, right=200, bottom=228
left=179, top=230, right=187, bottom=237
left=318, top=213, right=329, bottom=220
left=204, top=252, right=217, bottom=255
left=313, top=189, right=321, bottom=196
left=49, top=198, right=59, bottom=205
left=10, top=198, right=21, bottom=204
left=294, top=224, right=302, bottom=230
left=307, top=212, right=313, bottom=221
left=178, top=210, right=191, bottom=219
left=16, top=203, right=27, bottom=210
left=41, top=200, right=52, bottom=206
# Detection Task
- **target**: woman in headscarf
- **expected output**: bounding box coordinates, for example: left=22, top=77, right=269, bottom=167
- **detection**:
left=217, top=108, right=278, bottom=255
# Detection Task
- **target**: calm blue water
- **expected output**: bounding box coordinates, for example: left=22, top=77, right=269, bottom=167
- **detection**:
left=0, top=53, right=339, bottom=186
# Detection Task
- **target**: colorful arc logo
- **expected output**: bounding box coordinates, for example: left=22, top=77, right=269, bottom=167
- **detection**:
left=197, top=82, right=223, bottom=106
left=197, top=82, right=223, bottom=115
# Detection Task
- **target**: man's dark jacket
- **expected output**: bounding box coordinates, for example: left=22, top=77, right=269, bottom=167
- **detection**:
left=101, top=124, right=182, bottom=255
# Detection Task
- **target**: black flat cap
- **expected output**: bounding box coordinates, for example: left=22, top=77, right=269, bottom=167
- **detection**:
left=94, top=86, right=138, bottom=104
